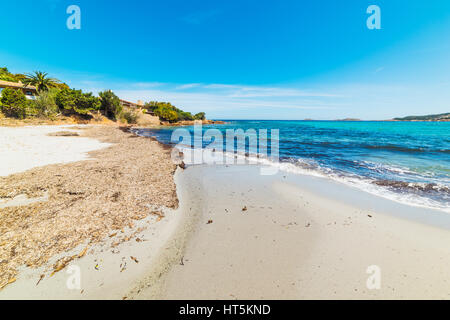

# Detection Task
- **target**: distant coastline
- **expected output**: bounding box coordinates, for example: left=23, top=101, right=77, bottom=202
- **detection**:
left=391, top=112, right=450, bottom=122
left=212, top=117, right=449, bottom=122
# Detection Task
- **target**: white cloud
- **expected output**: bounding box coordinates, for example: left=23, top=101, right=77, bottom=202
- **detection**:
left=71, top=78, right=450, bottom=120
left=68, top=79, right=347, bottom=118
left=176, top=83, right=202, bottom=90
left=112, top=87, right=340, bottom=116
left=186, top=83, right=342, bottom=98
left=131, top=82, right=164, bottom=89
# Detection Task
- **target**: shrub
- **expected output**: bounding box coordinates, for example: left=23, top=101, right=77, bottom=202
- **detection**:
left=154, top=106, right=179, bottom=122
left=31, top=88, right=59, bottom=117
left=144, top=101, right=164, bottom=113
left=99, top=90, right=122, bottom=120
left=121, top=109, right=139, bottom=124
left=0, top=67, right=19, bottom=82
left=145, top=101, right=205, bottom=122
left=0, top=88, right=29, bottom=119
left=179, top=111, right=194, bottom=121
left=194, top=112, right=206, bottom=120
left=55, top=88, right=100, bottom=116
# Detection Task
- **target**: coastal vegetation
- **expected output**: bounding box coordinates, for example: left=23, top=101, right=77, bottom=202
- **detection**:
left=55, top=88, right=101, bottom=116
left=0, top=67, right=26, bottom=82
left=393, top=113, right=450, bottom=121
left=0, top=88, right=28, bottom=119
left=98, top=90, right=122, bottom=120
left=0, top=66, right=207, bottom=125
left=1, top=68, right=69, bottom=90
left=145, top=101, right=206, bottom=123
left=32, top=88, right=60, bottom=117
left=22, top=71, right=63, bottom=92
left=121, top=109, right=139, bottom=124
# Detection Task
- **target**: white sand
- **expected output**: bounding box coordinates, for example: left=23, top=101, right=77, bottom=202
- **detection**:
left=143, top=164, right=450, bottom=300
left=0, top=125, right=110, bottom=177
left=3, top=125, right=450, bottom=300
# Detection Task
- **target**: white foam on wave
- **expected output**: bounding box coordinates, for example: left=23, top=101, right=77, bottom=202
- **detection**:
left=177, top=146, right=450, bottom=214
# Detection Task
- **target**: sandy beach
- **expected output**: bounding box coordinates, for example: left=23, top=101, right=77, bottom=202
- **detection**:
left=0, top=125, right=180, bottom=298
left=3, top=0, right=450, bottom=305
left=136, top=164, right=450, bottom=300
left=1, top=125, right=450, bottom=299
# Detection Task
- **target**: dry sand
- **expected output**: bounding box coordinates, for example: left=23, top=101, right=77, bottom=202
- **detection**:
left=146, top=164, right=450, bottom=300
left=0, top=125, right=111, bottom=177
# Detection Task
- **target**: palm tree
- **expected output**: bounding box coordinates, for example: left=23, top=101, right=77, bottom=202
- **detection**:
left=22, top=71, right=61, bottom=92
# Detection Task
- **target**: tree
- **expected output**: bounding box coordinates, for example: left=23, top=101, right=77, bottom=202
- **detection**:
left=0, top=67, right=18, bottom=82
left=145, top=100, right=205, bottom=122
left=22, top=71, right=61, bottom=92
left=55, top=88, right=100, bottom=116
left=13, top=73, right=27, bottom=83
left=0, top=88, right=29, bottom=119
left=179, top=111, right=194, bottom=121
left=194, top=112, right=206, bottom=120
left=99, top=90, right=122, bottom=119
left=31, top=88, right=60, bottom=117
left=54, top=82, right=70, bottom=90
left=0, top=67, right=33, bottom=83
left=154, top=106, right=179, bottom=122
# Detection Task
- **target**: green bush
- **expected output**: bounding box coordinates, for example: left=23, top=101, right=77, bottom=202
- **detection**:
left=154, top=106, right=179, bottom=122
left=0, top=67, right=21, bottom=82
left=146, top=101, right=204, bottom=122
left=31, top=88, right=60, bottom=117
left=121, top=109, right=139, bottom=124
left=0, top=88, right=29, bottom=119
left=179, top=111, right=194, bottom=121
left=99, top=90, right=122, bottom=120
left=55, top=88, right=100, bottom=116
left=194, top=112, right=206, bottom=120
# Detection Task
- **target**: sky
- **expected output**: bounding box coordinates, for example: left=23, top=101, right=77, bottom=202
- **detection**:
left=1, top=0, right=450, bottom=120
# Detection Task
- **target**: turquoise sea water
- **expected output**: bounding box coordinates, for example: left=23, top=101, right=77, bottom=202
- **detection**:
left=136, top=121, right=450, bottom=212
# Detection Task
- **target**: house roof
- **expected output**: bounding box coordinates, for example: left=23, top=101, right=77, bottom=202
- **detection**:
left=0, top=80, right=37, bottom=91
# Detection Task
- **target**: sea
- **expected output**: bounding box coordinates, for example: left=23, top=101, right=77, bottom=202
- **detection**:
left=134, top=120, right=450, bottom=212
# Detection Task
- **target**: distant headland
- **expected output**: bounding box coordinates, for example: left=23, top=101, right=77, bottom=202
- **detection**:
left=391, top=112, right=450, bottom=122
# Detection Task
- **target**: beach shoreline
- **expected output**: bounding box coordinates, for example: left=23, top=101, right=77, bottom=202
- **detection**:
left=1, top=124, right=450, bottom=299
left=148, top=164, right=450, bottom=299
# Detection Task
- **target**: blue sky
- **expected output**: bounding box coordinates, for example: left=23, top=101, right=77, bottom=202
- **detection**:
left=1, top=0, right=450, bottom=119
